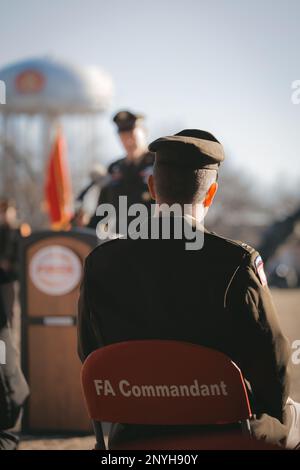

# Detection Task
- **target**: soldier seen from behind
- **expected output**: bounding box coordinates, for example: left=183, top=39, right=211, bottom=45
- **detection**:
left=79, top=129, right=300, bottom=449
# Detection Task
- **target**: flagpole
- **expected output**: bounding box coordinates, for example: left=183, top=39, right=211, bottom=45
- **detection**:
left=42, top=113, right=58, bottom=168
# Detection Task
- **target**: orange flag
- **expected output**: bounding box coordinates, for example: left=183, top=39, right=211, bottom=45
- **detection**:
left=44, top=128, right=73, bottom=229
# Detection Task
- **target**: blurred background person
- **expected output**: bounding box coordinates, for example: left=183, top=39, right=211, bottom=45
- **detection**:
left=0, top=198, right=20, bottom=326
left=88, top=110, right=154, bottom=233
left=0, top=261, right=29, bottom=450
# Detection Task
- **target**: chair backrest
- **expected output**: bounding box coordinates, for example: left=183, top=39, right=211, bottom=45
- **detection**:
left=81, top=340, right=252, bottom=426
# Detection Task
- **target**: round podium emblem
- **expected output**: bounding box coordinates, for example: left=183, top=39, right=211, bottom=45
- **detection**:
left=29, top=245, right=82, bottom=296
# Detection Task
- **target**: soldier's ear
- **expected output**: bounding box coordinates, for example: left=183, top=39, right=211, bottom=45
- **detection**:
left=148, top=174, right=156, bottom=200
left=203, top=182, right=218, bottom=208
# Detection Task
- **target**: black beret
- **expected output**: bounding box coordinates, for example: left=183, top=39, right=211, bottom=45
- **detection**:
left=148, top=129, right=225, bottom=169
left=113, top=110, right=145, bottom=132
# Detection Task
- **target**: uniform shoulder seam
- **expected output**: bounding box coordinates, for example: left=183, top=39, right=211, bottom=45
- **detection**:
left=206, top=230, right=256, bottom=255
left=87, top=236, right=123, bottom=258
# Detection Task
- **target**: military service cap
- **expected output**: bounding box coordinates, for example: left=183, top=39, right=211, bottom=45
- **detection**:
left=113, top=110, right=145, bottom=132
left=148, top=129, right=225, bottom=169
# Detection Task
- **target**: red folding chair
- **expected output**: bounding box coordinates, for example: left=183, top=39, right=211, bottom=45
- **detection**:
left=81, top=340, right=277, bottom=450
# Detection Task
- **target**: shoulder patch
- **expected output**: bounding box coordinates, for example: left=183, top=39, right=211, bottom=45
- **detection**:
left=255, top=255, right=268, bottom=286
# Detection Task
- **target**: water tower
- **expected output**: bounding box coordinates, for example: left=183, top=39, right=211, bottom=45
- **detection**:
left=0, top=56, right=113, bottom=226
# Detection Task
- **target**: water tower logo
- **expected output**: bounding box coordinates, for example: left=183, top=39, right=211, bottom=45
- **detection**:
left=15, top=69, right=45, bottom=94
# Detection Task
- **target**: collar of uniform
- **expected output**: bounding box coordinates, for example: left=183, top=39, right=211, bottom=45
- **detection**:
left=125, top=150, right=149, bottom=166
left=153, top=205, right=206, bottom=230
left=128, top=212, right=209, bottom=240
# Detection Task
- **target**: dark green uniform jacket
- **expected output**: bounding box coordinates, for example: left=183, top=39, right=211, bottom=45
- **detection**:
left=78, top=217, right=291, bottom=447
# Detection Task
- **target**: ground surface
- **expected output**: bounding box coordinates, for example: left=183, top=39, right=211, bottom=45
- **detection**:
left=19, top=435, right=96, bottom=450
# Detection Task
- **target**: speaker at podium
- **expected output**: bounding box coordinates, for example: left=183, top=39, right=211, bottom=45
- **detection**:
left=20, top=228, right=97, bottom=432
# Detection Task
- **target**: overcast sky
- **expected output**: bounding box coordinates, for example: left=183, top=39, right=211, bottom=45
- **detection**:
left=1, top=0, right=300, bottom=187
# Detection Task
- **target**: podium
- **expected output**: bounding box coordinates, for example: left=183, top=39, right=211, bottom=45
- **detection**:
left=20, top=229, right=97, bottom=432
